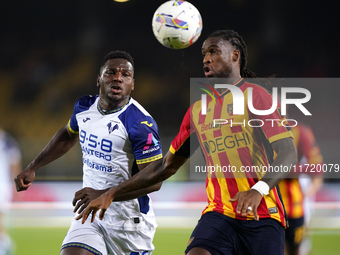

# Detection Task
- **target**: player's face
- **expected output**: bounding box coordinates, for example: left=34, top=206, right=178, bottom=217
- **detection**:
left=202, top=37, right=237, bottom=78
left=97, top=58, right=134, bottom=109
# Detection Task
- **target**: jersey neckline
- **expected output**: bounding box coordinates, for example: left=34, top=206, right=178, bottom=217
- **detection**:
left=97, top=97, right=131, bottom=115
left=218, top=78, right=245, bottom=98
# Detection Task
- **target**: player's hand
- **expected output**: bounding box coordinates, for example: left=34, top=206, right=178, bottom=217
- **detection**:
left=229, top=190, right=262, bottom=221
left=14, top=168, right=35, bottom=192
left=72, top=187, right=109, bottom=214
left=75, top=192, right=113, bottom=224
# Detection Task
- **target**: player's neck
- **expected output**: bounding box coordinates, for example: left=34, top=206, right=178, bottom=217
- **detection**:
left=99, top=97, right=130, bottom=112
left=229, top=69, right=242, bottom=81
left=215, top=73, right=242, bottom=94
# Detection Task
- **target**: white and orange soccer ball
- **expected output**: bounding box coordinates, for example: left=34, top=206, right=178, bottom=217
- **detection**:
left=152, top=0, right=203, bottom=49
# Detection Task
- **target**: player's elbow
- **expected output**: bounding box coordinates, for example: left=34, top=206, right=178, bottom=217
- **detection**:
left=160, top=152, right=186, bottom=180
left=153, top=181, right=163, bottom=191
left=289, top=144, right=298, bottom=167
left=161, top=164, right=179, bottom=180
left=283, top=146, right=298, bottom=171
left=292, top=151, right=298, bottom=167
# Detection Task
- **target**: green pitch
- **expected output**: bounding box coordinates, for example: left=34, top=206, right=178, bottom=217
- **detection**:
left=8, top=228, right=340, bottom=255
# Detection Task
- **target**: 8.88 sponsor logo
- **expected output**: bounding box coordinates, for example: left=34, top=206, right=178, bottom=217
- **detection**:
left=79, top=130, right=112, bottom=161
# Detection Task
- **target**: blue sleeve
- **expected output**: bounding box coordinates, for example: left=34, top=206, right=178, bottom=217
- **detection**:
left=118, top=104, right=162, bottom=164
left=129, top=116, right=162, bottom=164
left=68, top=95, right=98, bottom=134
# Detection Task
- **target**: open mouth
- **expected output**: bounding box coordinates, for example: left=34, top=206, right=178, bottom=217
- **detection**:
left=111, top=85, right=122, bottom=93
left=203, top=66, right=213, bottom=77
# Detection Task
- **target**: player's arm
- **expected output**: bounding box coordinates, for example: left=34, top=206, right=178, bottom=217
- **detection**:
left=304, top=126, right=324, bottom=196
left=14, top=124, right=79, bottom=191
left=306, top=177, right=323, bottom=197
left=76, top=107, right=192, bottom=223
left=110, top=152, right=188, bottom=199
left=229, top=88, right=298, bottom=219
left=76, top=151, right=188, bottom=223
left=230, top=137, right=297, bottom=220
left=112, top=159, right=164, bottom=201
left=261, top=137, right=297, bottom=188
left=72, top=159, right=164, bottom=214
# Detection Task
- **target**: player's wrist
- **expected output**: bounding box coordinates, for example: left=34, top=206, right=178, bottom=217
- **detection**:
left=29, top=158, right=44, bottom=173
left=26, top=163, right=38, bottom=173
left=251, top=181, right=270, bottom=196
left=106, top=188, right=116, bottom=202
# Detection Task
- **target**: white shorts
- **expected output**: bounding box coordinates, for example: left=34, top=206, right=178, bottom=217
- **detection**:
left=0, top=184, right=12, bottom=214
left=61, top=217, right=155, bottom=255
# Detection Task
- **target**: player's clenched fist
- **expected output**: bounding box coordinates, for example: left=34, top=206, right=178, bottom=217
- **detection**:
left=14, top=168, right=35, bottom=191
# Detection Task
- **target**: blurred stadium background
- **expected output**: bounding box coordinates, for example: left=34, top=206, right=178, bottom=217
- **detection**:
left=2, top=0, right=340, bottom=254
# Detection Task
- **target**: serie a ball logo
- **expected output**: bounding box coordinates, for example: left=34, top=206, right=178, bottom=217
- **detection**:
left=152, top=0, right=203, bottom=49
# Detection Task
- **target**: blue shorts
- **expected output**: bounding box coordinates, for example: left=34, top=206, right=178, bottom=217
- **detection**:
left=185, top=211, right=284, bottom=255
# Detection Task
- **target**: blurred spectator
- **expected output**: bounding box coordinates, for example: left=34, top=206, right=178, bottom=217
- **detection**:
left=279, top=123, right=323, bottom=255
left=0, top=127, right=22, bottom=255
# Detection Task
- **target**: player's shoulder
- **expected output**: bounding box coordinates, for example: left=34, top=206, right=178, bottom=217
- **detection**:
left=76, top=95, right=98, bottom=107
left=296, top=123, right=316, bottom=140
left=295, top=122, right=310, bottom=131
left=241, top=79, right=272, bottom=95
left=124, top=97, right=151, bottom=119
left=118, top=98, right=156, bottom=130
left=73, top=95, right=98, bottom=114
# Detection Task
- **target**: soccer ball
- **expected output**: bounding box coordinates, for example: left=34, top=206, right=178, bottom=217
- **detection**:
left=152, top=0, right=203, bottom=49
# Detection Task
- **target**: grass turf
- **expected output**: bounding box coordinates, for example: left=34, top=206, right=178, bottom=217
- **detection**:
left=8, top=228, right=340, bottom=255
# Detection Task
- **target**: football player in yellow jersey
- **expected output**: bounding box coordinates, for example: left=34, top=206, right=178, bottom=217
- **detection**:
left=77, top=30, right=298, bottom=255
left=279, top=122, right=323, bottom=255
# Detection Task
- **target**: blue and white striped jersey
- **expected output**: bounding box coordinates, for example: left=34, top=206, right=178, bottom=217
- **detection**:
left=68, top=95, right=162, bottom=230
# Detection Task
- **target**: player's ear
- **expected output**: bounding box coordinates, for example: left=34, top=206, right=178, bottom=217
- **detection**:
left=232, top=50, right=240, bottom=63
left=96, top=75, right=100, bottom=87
left=131, top=79, right=135, bottom=91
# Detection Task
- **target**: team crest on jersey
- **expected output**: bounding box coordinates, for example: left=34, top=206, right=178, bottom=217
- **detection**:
left=107, top=122, right=119, bottom=134
left=227, top=103, right=233, bottom=115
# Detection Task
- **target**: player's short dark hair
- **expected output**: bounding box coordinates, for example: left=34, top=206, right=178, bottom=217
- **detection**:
left=100, top=50, right=134, bottom=74
left=207, top=30, right=257, bottom=78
